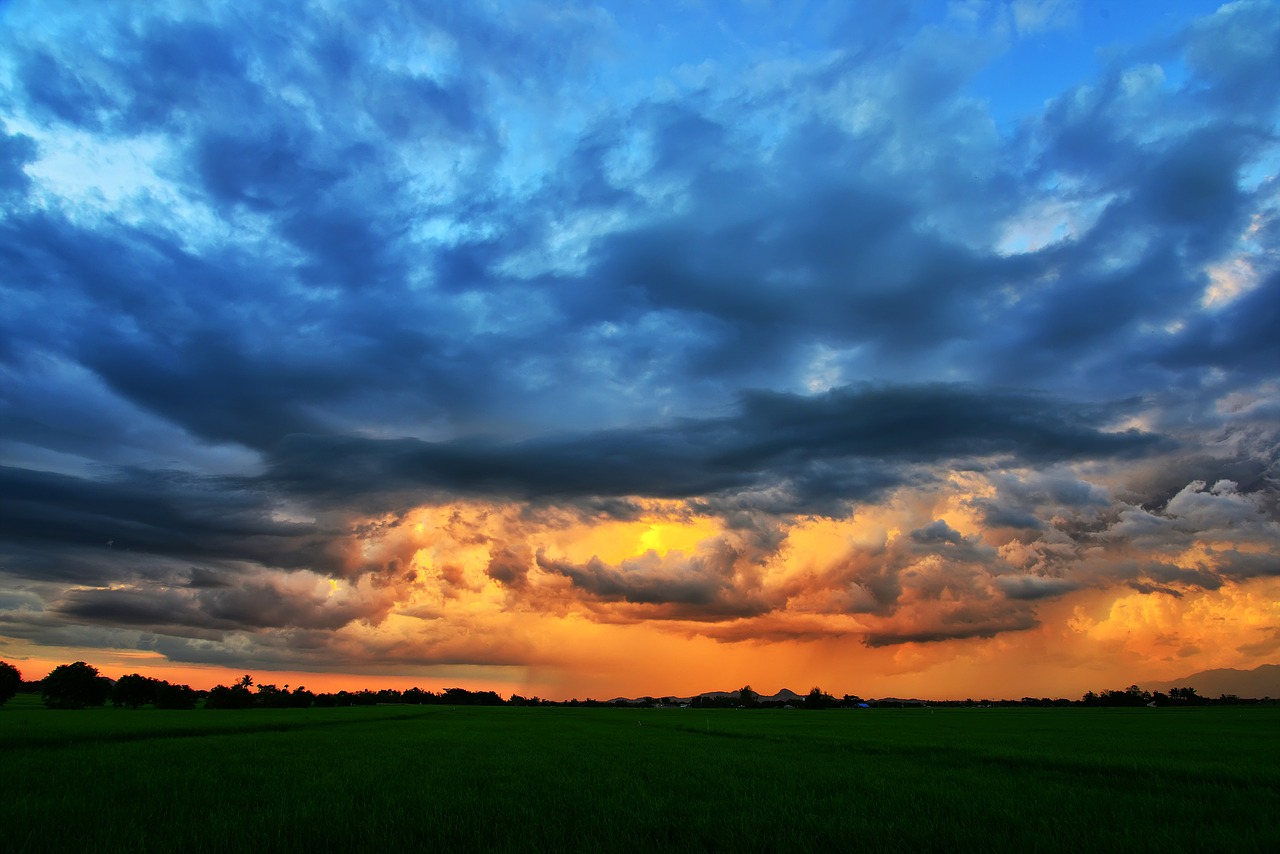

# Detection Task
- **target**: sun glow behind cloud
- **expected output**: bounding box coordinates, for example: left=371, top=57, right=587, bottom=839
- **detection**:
left=60, top=465, right=1259, bottom=699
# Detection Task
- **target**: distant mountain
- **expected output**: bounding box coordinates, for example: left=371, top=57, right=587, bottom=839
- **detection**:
left=703, top=687, right=805, bottom=702
left=876, top=698, right=930, bottom=706
left=600, top=669, right=1280, bottom=707
left=1144, top=664, right=1280, bottom=698
left=607, top=687, right=808, bottom=705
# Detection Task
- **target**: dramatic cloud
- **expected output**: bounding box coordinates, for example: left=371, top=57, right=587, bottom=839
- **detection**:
left=1, top=0, right=1277, bottom=698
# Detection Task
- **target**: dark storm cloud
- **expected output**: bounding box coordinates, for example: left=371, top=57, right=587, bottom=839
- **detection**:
left=1121, top=448, right=1278, bottom=514
left=266, top=384, right=1163, bottom=512
left=1182, top=0, right=1280, bottom=115
left=0, top=203, right=510, bottom=450
left=55, top=587, right=213, bottom=630
left=910, top=519, right=966, bottom=546
left=0, top=465, right=339, bottom=577
left=968, top=470, right=1112, bottom=531
left=1142, top=561, right=1225, bottom=591
left=862, top=612, right=1040, bottom=648
left=195, top=130, right=344, bottom=213
left=535, top=549, right=760, bottom=616
left=595, top=183, right=1007, bottom=352
left=1160, top=270, right=1280, bottom=377
left=55, top=577, right=389, bottom=634
left=485, top=545, right=534, bottom=590
left=0, top=127, right=36, bottom=196
left=140, top=626, right=550, bottom=671
left=0, top=212, right=346, bottom=448
left=996, top=575, right=1080, bottom=601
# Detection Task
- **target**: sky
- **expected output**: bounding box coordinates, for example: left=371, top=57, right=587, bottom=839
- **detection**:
left=1, top=0, right=1278, bottom=700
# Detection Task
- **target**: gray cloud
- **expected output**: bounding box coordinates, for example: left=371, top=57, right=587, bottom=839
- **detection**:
left=265, top=384, right=1164, bottom=514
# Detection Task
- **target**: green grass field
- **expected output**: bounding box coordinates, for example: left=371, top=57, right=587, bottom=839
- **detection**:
left=2, top=696, right=1277, bottom=852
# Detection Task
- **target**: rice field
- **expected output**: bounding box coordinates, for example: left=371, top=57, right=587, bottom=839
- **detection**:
left=2, top=697, right=1277, bottom=852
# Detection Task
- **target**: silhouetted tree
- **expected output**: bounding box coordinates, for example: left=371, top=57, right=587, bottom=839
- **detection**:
left=738, top=685, right=758, bottom=708
left=443, top=687, right=474, bottom=705
left=205, top=683, right=255, bottom=709
left=0, top=660, right=21, bottom=706
left=153, top=681, right=198, bottom=709
left=255, top=683, right=291, bottom=709
left=475, top=690, right=505, bottom=706
left=805, top=687, right=837, bottom=710
left=288, top=687, right=315, bottom=708
left=1083, top=685, right=1156, bottom=707
left=42, top=661, right=111, bottom=709
left=112, top=673, right=157, bottom=709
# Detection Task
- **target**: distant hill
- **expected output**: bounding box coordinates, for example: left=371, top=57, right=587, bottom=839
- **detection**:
left=1144, top=664, right=1280, bottom=698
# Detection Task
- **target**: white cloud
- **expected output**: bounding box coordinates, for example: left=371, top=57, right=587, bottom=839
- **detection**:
left=1012, top=0, right=1078, bottom=36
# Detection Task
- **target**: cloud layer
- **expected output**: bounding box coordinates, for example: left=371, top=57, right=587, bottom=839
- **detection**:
left=1, top=0, right=1277, bottom=696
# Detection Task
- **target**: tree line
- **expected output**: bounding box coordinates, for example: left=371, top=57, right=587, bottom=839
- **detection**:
left=0, top=660, right=521, bottom=710
left=0, top=661, right=1269, bottom=711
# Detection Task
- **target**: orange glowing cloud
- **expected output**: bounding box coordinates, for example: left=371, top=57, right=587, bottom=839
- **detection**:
left=10, top=466, right=1276, bottom=702
left=278, top=468, right=1276, bottom=699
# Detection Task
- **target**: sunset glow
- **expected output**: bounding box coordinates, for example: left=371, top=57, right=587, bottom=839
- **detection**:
left=2, top=0, right=1278, bottom=700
